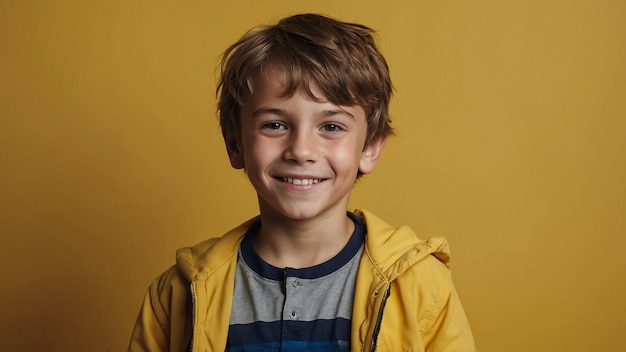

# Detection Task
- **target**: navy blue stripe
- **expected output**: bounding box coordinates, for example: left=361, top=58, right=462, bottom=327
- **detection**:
left=240, top=212, right=366, bottom=280
left=227, top=318, right=351, bottom=346
left=225, top=340, right=350, bottom=352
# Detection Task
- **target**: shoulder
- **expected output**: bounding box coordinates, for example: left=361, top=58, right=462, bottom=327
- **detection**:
left=175, top=216, right=259, bottom=281
left=151, top=264, right=190, bottom=295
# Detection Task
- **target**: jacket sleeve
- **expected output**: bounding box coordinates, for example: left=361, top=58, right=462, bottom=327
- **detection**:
left=128, top=266, right=193, bottom=352
left=422, top=273, right=476, bottom=352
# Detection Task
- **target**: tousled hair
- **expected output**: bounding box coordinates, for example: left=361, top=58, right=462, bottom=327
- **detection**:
left=217, top=13, right=394, bottom=147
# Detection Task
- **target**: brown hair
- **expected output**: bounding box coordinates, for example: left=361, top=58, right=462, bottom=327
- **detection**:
left=217, top=13, right=394, bottom=147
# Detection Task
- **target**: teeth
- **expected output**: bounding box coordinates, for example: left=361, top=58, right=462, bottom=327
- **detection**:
left=282, top=177, right=321, bottom=185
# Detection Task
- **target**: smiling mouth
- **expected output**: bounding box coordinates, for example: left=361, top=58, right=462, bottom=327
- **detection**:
left=281, top=177, right=322, bottom=185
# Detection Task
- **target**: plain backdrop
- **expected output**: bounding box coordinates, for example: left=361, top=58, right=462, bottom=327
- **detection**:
left=1, top=0, right=625, bottom=351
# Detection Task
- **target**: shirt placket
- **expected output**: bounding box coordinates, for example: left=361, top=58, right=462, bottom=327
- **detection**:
left=282, top=270, right=306, bottom=348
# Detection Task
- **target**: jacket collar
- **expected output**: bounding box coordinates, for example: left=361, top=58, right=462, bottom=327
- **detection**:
left=175, top=209, right=451, bottom=282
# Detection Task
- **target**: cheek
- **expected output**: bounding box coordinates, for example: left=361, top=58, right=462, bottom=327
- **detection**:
left=329, top=142, right=364, bottom=172
left=243, top=138, right=275, bottom=169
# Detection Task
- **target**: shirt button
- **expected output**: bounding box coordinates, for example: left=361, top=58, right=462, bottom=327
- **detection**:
left=292, top=279, right=299, bottom=287
left=290, top=311, right=297, bottom=318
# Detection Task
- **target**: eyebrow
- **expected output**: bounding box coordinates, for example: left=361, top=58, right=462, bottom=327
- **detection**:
left=321, top=109, right=355, bottom=119
left=250, top=108, right=285, bottom=119
left=250, top=107, right=355, bottom=119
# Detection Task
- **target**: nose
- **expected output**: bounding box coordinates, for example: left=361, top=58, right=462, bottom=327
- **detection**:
left=283, top=129, right=318, bottom=163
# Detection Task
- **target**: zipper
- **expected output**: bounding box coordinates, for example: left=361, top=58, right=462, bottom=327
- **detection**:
left=188, top=283, right=196, bottom=352
left=370, top=283, right=391, bottom=352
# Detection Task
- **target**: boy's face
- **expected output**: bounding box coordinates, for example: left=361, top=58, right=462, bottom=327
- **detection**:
left=225, top=65, right=385, bottom=222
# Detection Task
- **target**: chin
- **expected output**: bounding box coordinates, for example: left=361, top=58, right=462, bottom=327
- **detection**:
left=278, top=209, right=319, bottom=221
left=263, top=204, right=324, bottom=221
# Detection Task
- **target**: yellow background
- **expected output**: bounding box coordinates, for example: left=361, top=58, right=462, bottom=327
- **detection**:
left=1, top=0, right=625, bottom=351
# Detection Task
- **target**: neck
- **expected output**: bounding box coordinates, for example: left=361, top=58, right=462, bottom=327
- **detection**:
left=253, top=211, right=354, bottom=268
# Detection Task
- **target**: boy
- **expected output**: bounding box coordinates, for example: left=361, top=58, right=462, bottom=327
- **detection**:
left=129, top=13, right=475, bottom=352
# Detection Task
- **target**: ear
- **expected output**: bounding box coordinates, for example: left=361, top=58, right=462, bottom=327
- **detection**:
left=359, top=136, right=387, bottom=175
left=224, top=132, right=245, bottom=169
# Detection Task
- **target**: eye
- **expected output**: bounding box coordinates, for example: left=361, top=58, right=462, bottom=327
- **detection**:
left=321, top=123, right=344, bottom=132
left=261, top=122, right=286, bottom=130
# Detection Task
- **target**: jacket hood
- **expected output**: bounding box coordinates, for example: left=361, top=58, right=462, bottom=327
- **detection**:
left=174, top=209, right=451, bottom=283
left=354, top=209, right=451, bottom=281
left=175, top=216, right=258, bottom=282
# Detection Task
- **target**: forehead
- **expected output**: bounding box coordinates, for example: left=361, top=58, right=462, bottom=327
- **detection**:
left=242, top=65, right=366, bottom=121
left=247, top=63, right=361, bottom=105
left=248, top=63, right=317, bottom=101
left=249, top=65, right=294, bottom=97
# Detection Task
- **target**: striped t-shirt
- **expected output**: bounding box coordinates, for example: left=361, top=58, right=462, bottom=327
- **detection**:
left=226, top=212, right=366, bottom=352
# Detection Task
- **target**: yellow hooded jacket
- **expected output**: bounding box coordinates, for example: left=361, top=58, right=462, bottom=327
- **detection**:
left=129, top=209, right=475, bottom=351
